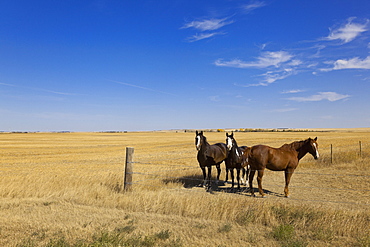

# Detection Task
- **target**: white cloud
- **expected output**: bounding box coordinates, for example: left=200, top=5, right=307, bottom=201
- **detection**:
left=281, top=89, right=305, bottom=94
left=215, top=51, right=294, bottom=69
left=325, top=18, right=368, bottom=43
left=181, top=17, right=233, bottom=42
left=181, top=18, right=233, bottom=31
left=242, top=1, right=266, bottom=12
left=260, top=69, right=295, bottom=85
left=330, top=56, right=370, bottom=70
left=186, top=32, right=223, bottom=42
left=216, top=51, right=299, bottom=86
left=287, top=92, right=350, bottom=102
left=288, top=60, right=302, bottom=66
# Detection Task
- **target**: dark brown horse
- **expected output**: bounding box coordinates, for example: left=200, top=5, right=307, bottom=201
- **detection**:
left=248, top=137, right=319, bottom=197
left=195, top=131, right=228, bottom=188
left=225, top=132, right=250, bottom=190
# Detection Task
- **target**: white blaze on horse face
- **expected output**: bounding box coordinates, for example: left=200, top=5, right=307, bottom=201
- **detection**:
left=313, top=143, right=319, bottom=158
left=226, top=137, right=233, bottom=150
left=196, top=136, right=201, bottom=150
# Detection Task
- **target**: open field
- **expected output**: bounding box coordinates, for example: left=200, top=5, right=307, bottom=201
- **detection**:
left=0, top=130, right=369, bottom=246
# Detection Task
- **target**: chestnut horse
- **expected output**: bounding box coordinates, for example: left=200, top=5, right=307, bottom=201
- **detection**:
left=195, top=131, right=228, bottom=188
left=225, top=132, right=250, bottom=190
left=248, top=137, right=319, bottom=197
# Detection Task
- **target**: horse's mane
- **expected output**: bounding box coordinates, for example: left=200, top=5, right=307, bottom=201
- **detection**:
left=283, top=139, right=307, bottom=151
left=232, top=138, right=239, bottom=148
left=202, top=135, right=209, bottom=146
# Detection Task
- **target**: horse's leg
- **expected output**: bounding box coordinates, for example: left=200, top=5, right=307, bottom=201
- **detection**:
left=201, top=166, right=206, bottom=187
left=246, top=165, right=250, bottom=186
left=216, top=163, right=221, bottom=186
left=225, top=168, right=229, bottom=183
left=257, top=169, right=265, bottom=197
left=240, top=167, right=246, bottom=186
left=230, top=168, right=235, bottom=188
left=236, top=168, right=241, bottom=189
left=284, top=168, right=294, bottom=197
left=248, top=169, right=256, bottom=196
left=207, top=166, right=212, bottom=188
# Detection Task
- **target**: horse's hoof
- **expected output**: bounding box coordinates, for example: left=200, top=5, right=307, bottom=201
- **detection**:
left=206, top=187, right=214, bottom=193
left=285, top=195, right=290, bottom=198
left=261, top=195, right=267, bottom=198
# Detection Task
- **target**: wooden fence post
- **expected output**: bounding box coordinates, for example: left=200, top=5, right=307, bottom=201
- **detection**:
left=124, top=147, right=134, bottom=192
left=359, top=141, right=362, bottom=158
left=330, top=144, right=333, bottom=164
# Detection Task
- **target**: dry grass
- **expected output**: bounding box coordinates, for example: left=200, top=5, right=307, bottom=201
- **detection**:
left=0, top=130, right=369, bottom=246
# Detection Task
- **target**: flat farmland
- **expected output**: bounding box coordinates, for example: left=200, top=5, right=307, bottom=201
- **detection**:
left=0, top=130, right=369, bottom=246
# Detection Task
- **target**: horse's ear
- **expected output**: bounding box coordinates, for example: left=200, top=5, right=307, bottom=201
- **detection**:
left=200, top=131, right=203, bottom=135
left=314, top=137, right=317, bottom=141
left=196, top=131, right=198, bottom=135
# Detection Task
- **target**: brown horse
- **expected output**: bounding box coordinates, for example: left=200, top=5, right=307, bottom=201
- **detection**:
left=248, top=137, right=319, bottom=197
left=195, top=131, right=228, bottom=188
left=225, top=132, right=250, bottom=190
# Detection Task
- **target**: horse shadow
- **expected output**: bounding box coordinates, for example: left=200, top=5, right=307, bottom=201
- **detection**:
left=163, top=175, right=205, bottom=188
left=162, top=176, right=285, bottom=197
left=212, top=185, right=283, bottom=197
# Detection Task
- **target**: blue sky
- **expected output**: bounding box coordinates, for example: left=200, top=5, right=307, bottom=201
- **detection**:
left=1, top=0, right=370, bottom=131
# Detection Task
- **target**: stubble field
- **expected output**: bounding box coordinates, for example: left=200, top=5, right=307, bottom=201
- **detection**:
left=0, top=129, right=369, bottom=246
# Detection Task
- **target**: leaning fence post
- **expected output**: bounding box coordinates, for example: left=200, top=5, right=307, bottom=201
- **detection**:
left=124, top=147, right=134, bottom=192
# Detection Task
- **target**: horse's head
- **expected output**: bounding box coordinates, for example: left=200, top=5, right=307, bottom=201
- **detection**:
left=226, top=132, right=235, bottom=151
left=195, top=131, right=205, bottom=151
left=306, top=137, right=319, bottom=160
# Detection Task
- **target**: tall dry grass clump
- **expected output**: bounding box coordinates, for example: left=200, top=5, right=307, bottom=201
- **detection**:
left=0, top=131, right=369, bottom=246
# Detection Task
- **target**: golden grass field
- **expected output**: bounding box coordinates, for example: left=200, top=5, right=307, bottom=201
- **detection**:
left=0, top=129, right=369, bottom=246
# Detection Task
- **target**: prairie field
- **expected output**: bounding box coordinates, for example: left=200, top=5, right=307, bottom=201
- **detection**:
left=0, top=129, right=369, bottom=246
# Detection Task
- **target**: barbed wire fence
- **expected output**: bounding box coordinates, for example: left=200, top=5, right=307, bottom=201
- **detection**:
left=122, top=142, right=370, bottom=206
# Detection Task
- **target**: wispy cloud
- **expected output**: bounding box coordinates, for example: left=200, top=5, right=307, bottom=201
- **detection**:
left=109, top=79, right=177, bottom=96
left=259, top=69, right=296, bottom=85
left=0, top=82, right=80, bottom=96
left=181, top=17, right=233, bottom=42
left=242, top=1, right=267, bottom=13
left=270, top=108, right=298, bottom=113
left=186, top=32, right=224, bottom=42
left=0, top=82, right=17, bottom=87
left=321, top=56, right=370, bottom=71
left=216, top=51, right=299, bottom=86
left=181, top=18, right=233, bottom=31
left=281, top=89, right=305, bottom=94
left=203, top=12, right=369, bottom=87
left=324, top=17, right=368, bottom=44
left=287, top=92, right=350, bottom=102
left=215, top=51, right=294, bottom=69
